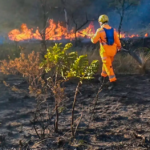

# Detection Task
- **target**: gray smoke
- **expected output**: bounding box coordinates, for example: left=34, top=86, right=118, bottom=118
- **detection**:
left=0, top=0, right=149, bottom=38
left=92, top=0, right=150, bottom=34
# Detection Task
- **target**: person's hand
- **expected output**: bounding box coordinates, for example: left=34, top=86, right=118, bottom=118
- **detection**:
left=117, top=49, right=121, bottom=53
left=117, top=47, right=122, bottom=52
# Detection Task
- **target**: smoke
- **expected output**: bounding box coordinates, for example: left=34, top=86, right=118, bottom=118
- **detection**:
left=0, top=0, right=34, bottom=34
left=120, top=0, right=150, bottom=33
left=107, top=0, right=150, bottom=33
left=126, top=0, right=150, bottom=30
left=83, top=0, right=150, bottom=34
left=0, top=0, right=149, bottom=37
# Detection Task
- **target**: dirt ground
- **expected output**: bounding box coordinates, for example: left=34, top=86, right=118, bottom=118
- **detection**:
left=0, top=73, right=150, bottom=150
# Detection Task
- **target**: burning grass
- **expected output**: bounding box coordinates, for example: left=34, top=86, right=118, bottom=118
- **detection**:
left=8, top=19, right=149, bottom=42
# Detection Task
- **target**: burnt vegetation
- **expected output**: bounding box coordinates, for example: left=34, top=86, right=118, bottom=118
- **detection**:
left=0, top=0, right=150, bottom=150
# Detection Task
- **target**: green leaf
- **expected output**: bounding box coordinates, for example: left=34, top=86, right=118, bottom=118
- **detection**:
left=40, top=42, right=99, bottom=82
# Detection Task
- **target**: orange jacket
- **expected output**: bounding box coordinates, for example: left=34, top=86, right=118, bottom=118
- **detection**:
left=91, top=24, right=122, bottom=57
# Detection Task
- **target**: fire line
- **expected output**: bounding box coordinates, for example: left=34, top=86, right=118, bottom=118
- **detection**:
left=8, top=19, right=148, bottom=42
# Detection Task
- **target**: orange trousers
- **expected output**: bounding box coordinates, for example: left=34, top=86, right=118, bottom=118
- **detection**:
left=101, top=55, right=117, bottom=82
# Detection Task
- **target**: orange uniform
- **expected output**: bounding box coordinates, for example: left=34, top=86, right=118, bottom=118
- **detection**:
left=91, top=24, right=121, bottom=82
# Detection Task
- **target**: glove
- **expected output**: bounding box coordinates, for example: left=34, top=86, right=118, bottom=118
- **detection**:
left=117, top=47, right=122, bottom=53
left=117, top=49, right=121, bottom=53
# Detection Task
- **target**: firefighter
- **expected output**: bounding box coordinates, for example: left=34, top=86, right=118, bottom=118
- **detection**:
left=91, top=14, right=122, bottom=89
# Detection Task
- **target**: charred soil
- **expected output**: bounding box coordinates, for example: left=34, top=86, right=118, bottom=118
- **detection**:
left=0, top=74, right=150, bottom=149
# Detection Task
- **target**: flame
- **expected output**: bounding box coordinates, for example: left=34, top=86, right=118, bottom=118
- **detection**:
left=8, top=19, right=148, bottom=41
left=8, top=19, right=95, bottom=41
left=145, top=33, right=148, bottom=37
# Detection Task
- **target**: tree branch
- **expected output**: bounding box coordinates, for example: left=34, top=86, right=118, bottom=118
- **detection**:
left=61, top=0, right=69, bottom=32
left=125, top=2, right=134, bottom=10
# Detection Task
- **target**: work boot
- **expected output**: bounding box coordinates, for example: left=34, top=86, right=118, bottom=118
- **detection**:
left=98, top=76, right=106, bottom=84
left=108, top=81, right=117, bottom=90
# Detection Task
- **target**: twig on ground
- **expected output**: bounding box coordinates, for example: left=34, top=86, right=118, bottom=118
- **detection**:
left=132, top=131, right=146, bottom=143
left=74, top=112, right=83, bottom=136
left=86, top=84, right=103, bottom=128
left=31, top=137, right=53, bottom=149
left=91, top=85, right=103, bottom=119
left=71, top=82, right=81, bottom=137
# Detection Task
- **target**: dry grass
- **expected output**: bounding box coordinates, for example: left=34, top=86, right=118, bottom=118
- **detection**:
left=76, top=47, right=150, bottom=74
left=114, top=52, right=150, bottom=74
left=138, top=52, right=150, bottom=72
left=72, top=46, right=102, bottom=74
left=114, top=53, right=139, bottom=74
left=7, top=122, right=22, bottom=128
left=0, top=42, right=150, bottom=75
left=76, top=46, right=100, bottom=62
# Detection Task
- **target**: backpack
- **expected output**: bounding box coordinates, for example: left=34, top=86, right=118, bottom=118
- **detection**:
left=103, top=28, right=114, bottom=45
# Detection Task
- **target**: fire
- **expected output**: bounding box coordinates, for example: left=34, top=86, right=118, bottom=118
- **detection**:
left=145, top=33, right=148, bottom=37
left=8, top=19, right=148, bottom=41
left=8, top=19, right=95, bottom=41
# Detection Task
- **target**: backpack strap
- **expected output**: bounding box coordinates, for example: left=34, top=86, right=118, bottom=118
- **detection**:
left=103, top=28, right=114, bottom=45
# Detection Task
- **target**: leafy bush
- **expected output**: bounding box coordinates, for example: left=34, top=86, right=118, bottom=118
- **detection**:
left=0, top=42, right=99, bottom=135
left=40, top=43, right=99, bottom=81
left=40, top=43, right=99, bottom=134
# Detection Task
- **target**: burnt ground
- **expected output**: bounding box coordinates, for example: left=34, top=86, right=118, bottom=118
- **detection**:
left=0, top=73, right=150, bottom=150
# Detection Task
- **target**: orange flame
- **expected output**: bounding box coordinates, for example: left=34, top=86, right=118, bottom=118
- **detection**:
left=8, top=19, right=148, bottom=41
left=145, top=33, right=148, bottom=37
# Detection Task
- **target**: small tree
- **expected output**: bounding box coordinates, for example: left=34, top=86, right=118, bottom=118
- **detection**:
left=66, top=55, right=99, bottom=137
left=40, top=43, right=99, bottom=134
left=1, top=42, right=99, bottom=135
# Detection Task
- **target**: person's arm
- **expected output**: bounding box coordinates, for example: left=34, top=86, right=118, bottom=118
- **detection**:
left=114, top=30, right=122, bottom=50
left=91, top=29, right=101, bottom=44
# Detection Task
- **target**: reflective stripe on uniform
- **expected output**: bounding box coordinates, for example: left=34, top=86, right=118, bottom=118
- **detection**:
left=91, top=38, right=94, bottom=43
left=109, top=75, right=116, bottom=79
